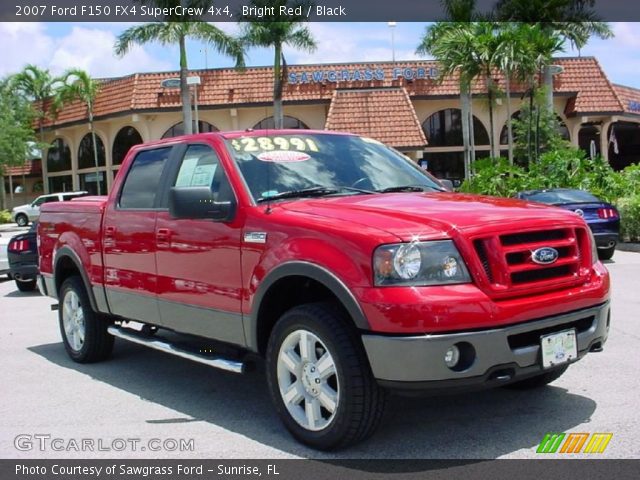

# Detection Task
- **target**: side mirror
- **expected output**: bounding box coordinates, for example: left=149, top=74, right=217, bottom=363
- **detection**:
left=439, top=179, right=454, bottom=192
left=169, top=187, right=235, bottom=222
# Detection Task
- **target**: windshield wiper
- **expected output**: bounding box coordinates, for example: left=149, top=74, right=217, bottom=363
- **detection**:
left=256, top=186, right=340, bottom=203
left=377, top=185, right=445, bottom=193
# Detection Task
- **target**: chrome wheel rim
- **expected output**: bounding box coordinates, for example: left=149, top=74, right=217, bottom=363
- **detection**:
left=62, top=290, right=85, bottom=352
left=277, top=329, right=339, bottom=431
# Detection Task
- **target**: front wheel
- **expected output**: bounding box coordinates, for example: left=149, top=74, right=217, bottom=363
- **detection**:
left=59, top=276, right=114, bottom=363
left=266, top=303, right=386, bottom=450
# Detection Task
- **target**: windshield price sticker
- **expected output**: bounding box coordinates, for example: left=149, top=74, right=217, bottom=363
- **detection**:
left=232, top=137, right=319, bottom=153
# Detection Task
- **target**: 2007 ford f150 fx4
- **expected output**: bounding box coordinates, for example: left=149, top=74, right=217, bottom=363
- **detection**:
left=38, top=130, right=610, bottom=450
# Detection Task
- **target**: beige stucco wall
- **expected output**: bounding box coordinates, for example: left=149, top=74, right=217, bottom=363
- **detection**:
left=40, top=95, right=621, bottom=194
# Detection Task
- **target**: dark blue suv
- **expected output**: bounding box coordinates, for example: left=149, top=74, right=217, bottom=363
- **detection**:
left=516, top=188, right=620, bottom=260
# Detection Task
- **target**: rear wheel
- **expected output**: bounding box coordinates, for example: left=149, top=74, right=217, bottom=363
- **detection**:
left=15, top=214, right=28, bottom=227
left=59, top=276, right=114, bottom=363
left=266, top=302, right=386, bottom=450
left=598, top=245, right=615, bottom=261
left=506, top=365, right=569, bottom=390
left=15, top=279, right=37, bottom=292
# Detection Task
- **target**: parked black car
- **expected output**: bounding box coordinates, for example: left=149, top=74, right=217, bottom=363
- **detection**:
left=8, top=222, right=39, bottom=292
left=515, top=188, right=620, bottom=260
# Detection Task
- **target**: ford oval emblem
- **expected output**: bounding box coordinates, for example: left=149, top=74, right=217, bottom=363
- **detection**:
left=531, top=247, right=559, bottom=265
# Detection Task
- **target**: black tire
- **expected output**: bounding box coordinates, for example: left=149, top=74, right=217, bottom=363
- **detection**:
left=15, top=279, right=37, bottom=292
left=58, top=276, right=114, bottom=363
left=506, top=365, right=569, bottom=390
left=598, top=245, right=615, bottom=261
left=266, top=302, right=386, bottom=450
left=15, top=214, right=28, bottom=227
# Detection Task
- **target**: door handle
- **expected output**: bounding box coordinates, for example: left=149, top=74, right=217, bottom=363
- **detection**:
left=156, top=228, right=171, bottom=240
left=104, top=226, right=116, bottom=237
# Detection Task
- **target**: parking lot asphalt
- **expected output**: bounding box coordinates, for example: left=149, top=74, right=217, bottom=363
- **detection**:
left=0, top=252, right=638, bottom=459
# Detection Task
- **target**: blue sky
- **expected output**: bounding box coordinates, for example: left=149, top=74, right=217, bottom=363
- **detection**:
left=1, top=22, right=640, bottom=87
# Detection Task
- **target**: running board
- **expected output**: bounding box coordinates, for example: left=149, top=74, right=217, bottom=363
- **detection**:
left=107, top=326, right=245, bottom=374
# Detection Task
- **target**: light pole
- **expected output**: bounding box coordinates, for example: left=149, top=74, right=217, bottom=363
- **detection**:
left=388, top=22, right=396, bottom=63
left=187, top=75, right=201, bottom=134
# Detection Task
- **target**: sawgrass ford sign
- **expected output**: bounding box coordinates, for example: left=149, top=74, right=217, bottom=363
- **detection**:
left=288, top=67, right=439, bottom=84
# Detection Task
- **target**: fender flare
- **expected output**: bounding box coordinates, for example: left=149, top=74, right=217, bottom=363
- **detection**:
left=246, top=261, right=370, bottom=351
left=53, top=246, right=99, bottom=313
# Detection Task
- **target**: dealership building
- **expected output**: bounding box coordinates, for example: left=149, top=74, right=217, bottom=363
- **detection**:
left=5, top=56, right=640, bottom=205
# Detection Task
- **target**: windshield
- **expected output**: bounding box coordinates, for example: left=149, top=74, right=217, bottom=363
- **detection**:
left=225, top=133, right=442, bottom=202
left=522, top=189, right=601, bottom=205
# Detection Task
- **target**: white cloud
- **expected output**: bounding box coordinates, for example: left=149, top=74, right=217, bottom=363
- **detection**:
left=49, top=26, right=171, bottom=77
left=0, top=23, right=55, bottom=76
left=0, top=23, right=171, bottom=79
left=566, top=22, right=640, bottom=87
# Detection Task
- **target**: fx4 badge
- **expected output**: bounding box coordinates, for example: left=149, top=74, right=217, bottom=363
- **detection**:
left=531, top=247, right=559, bottom=265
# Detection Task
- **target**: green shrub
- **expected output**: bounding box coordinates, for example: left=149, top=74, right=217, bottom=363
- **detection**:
left=618, top=195, right=640, bottom=242
left=0, top=210, right=11, bottom=224
left=460, top=158, right=530, bottom=198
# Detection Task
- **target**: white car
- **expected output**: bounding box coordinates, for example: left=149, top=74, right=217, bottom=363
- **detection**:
left=11, top=191, right=88, bottom=226
left=0, top=235, right=9, bottom=278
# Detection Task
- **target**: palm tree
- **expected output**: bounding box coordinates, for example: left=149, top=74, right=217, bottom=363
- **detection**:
left=417, top=22, right=482, bottom=179
left=115, top=4, right=244, bottom=135
left=56, top=69, right=102, bottom=194
left=240, top=0, right=316, bottom=129
left=11, top=65, right=61, bottom=147
left=493, top=23, right=542, bottom=164
left=495, top=1, right=613, bottom=113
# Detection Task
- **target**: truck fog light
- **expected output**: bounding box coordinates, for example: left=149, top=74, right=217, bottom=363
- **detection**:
left=444, top=345, right=460, bottom=368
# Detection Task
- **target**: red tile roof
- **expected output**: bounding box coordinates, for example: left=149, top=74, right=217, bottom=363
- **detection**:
left=4, top=159, right=42, bottom=177
left=40, top=57, right=632, bottom=129
left=612, top=84, right=640, bottom=114
left=325, top=88, right=427, bottom=148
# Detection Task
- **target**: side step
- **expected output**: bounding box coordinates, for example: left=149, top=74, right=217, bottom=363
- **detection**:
left=107, top=326, right=245, bottom=374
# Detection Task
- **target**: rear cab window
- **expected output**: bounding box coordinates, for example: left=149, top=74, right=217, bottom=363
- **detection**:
left=119, top=147, right=172, bottom=209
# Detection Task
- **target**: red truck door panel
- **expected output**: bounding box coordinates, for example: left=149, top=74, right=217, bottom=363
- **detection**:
left=154, top=144, right=244, bottom=345
left=102, top=146, right=173, bottom=323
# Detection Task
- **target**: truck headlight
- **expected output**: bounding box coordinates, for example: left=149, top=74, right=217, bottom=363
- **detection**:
left=374, top=240, right=471, bottom=286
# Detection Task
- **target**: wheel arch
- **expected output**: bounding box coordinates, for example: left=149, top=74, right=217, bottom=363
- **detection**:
left=246, top=261, right=369, bottom=355
left=53, top=247, right=99, bottom=312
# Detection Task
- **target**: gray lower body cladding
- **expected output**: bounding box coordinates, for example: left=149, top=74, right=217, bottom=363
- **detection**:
left=362, top=302, right=610, bottom=391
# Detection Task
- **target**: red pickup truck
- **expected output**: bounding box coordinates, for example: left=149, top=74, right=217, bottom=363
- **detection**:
left=38, top=130, right=610, bottom=450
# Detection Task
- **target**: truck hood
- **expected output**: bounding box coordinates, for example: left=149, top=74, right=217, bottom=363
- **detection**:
left=280, top=192, right=581, bottom=240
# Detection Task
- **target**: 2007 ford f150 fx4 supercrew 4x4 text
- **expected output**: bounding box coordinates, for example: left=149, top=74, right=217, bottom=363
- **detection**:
left=38, top=131, right=610, bottom=450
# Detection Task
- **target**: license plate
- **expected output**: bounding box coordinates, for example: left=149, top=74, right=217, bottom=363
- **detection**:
left=540, top=329, right=577, bottom=369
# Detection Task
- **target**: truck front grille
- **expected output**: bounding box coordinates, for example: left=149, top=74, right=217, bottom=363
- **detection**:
left=507, top=315, right=595, bottom=350
left=471, top=227, right=592, bottom=299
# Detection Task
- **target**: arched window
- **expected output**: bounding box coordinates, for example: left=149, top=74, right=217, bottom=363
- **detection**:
left=112, top=126, right=143, bottom=165
left=46, top=138, right=71, bottom=172
left=500, top=112, right=570, bottom=144
left=78, top=133, right=106, bottom=169
left=162, top=121, right=218, bottom=139
left=422, top=108, right=489, bottom=147
left=421, top=109, right=490, bottom=183
left=252, top=116, right=309, bottom=130
left=579, top=125, right=600, bottom=158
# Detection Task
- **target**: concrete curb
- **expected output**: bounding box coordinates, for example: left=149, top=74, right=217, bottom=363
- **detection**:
left=617, top=243, right=640, bottom=253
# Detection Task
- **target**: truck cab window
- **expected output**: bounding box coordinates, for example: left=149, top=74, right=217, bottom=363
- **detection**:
left=119, top=147, right=171, bottom=209
left=174, top=145, right=233, bottom=203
